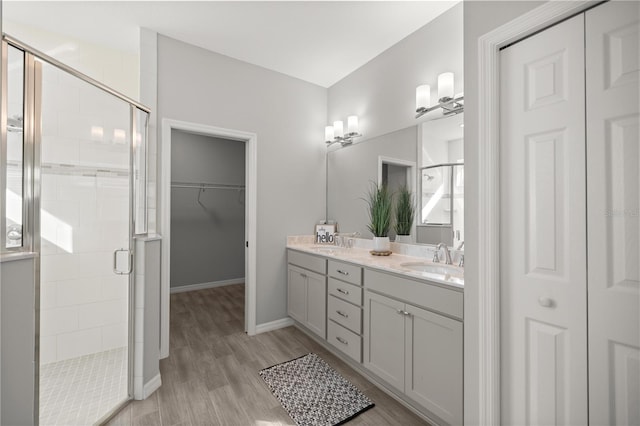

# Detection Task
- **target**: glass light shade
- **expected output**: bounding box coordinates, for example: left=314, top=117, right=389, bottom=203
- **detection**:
left=438, top=72, right=454, bottom=100
left=325, top=125, right=335, bottom=142
left=416, top=85, right=431, bottom=110
left=347, top=115, right=359, bottom=134
left=90, top=126, right=104, bottom=141
left=113, top=128, right=127, bottom=144
left=333, top=121, right=344, bottom=139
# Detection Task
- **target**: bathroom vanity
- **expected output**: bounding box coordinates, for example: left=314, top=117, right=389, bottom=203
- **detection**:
left=286, top=240, right=463, bottom=426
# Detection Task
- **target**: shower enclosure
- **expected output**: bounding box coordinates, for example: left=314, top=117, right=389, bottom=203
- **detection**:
left=418, top=163, right=464, bottom=247
left=1, top=36, right=149, bottom=425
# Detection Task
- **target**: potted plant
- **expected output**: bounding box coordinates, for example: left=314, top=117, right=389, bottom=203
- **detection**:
left=394, top=185, right=415, bottom=244
left=365, top=182, right=393, bottom=253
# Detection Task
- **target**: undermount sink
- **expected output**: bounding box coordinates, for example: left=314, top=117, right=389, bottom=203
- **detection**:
left=399, top=262, right=464, bottom=281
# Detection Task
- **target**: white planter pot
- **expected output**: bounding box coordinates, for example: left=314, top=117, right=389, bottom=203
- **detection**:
left=395, top=235, right=412, bottom=244
left=372, top=236, right=391, bottom=253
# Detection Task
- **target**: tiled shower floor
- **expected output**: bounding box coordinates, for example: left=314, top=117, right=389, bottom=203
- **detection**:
left=39, top=347, right=128, bottom=426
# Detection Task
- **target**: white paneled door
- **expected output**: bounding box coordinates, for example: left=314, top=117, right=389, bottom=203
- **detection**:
left=500, top=13, right=588, bottom=425
left=586, top=2, right=640, bottom=425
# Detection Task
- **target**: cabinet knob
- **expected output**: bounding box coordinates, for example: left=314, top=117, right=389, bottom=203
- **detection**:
left=538, top=297, right=554, bottom=308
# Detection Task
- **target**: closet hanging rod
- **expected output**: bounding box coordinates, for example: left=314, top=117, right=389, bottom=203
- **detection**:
left=171, top=181, right=245, bottom=190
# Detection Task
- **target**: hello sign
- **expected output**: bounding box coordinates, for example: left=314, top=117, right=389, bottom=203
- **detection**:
left=314, top=224, right=336, bottom=244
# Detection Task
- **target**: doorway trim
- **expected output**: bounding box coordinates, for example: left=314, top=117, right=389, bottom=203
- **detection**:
left=377, top=156, right=417, bottom=237
left=160, top=119, right=257, bottom=358
left=475, top=1, right=595, bottom=424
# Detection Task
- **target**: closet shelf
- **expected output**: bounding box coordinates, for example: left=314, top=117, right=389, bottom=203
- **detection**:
left=171, top=181, right=245, bottom=190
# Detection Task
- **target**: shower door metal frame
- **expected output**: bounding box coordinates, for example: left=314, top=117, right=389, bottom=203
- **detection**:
left=1, top=34, right=151, bottom=425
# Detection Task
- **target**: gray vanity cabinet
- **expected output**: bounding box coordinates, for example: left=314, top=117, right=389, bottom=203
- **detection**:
left=363, top=269, right=463, bottom=426
left=287, top=251, right=327, bottom=339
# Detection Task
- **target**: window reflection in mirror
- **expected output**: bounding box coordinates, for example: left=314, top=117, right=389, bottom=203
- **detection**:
left=417, top=113, right=464, bottom=248
left=3, top=45, right=25, bottom=250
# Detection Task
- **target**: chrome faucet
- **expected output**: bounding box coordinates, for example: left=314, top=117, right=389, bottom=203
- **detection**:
left=433, top=243, right=453, bottom=265
left=334, top=232, right=360, bottom=248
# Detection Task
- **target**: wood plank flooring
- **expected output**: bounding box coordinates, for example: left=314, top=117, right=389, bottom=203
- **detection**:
left=106, top=284, right=430, bottom=425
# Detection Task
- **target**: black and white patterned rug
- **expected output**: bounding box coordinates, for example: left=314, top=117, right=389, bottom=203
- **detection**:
left=259, top=353, right=375, bottom=426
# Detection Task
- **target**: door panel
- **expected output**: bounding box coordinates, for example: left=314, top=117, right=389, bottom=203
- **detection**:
left=500, top=14, right=588, bottom=425
left=363, top=291, right=405, bottom=392
left=586, top=2, right=640, bottom=424
left=305, top=270, right=326, bottom=338
left=405, top=304, right=462, bottom=426
left=287, top=266, right=306, bottom=324
left=37, top=59, right=132, bottom=425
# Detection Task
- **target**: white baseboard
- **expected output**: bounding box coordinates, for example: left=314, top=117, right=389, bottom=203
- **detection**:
left=255, top=317, right=294, bottom=334
left=170, top=278, right=245, bottom=294
left=143, top=373, right=162, bottom=399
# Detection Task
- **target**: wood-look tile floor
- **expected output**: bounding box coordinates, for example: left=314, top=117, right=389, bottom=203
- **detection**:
left=106, top=284, right=430, bottom=426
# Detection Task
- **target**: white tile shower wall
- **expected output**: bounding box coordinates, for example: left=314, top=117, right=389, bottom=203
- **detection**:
left=39, top=64, right=131, bottom=365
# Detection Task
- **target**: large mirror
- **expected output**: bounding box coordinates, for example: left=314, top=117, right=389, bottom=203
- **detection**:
left=326, top=112, right=463, bottom=248
left=326, top=126, right=417, bottom=240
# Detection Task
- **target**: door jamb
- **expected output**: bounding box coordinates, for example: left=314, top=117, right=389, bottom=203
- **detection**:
left=160, top=119, right=257, bottom=358
left=475, top=1, right=594, bottom=424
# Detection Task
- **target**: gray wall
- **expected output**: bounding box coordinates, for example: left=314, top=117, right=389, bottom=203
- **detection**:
left=327, top=126, right=417, bottom=238
left=170, top=131, right=246, bottom=288
left=328, top=3, right=463, bottom=142
left=463, top=2, right=544, bottom=424
left=158, top=35, right=327, bottom=324
left=1, top=256, right=35, bottom=426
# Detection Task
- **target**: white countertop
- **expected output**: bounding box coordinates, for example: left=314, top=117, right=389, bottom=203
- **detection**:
left=287, top=242, right=464, bottom=290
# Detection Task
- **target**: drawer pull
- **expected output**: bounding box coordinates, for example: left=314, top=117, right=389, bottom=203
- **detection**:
left=336, top=337, right=349, bottom=345
left=337, top=288, right=350, bottom=295
left=336, top=310, right=349, bottom=318
left=337, top=269, right=350, bottom=276
left=301, top=273, right=307, bottom=278
left=397, top=309, right=411, bottom=316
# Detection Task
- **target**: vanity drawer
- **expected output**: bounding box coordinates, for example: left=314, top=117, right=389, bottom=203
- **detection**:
left=328, top=260, right=362, bottom=285
left=328, top=320, right=362, bottom=363
left=328, top=295, right=362, bottom=334
left=288, top=250, right=327, bottom=275
left=365, top=269, right=463, bottom=320
left=328, top=278, right=362, bottom=306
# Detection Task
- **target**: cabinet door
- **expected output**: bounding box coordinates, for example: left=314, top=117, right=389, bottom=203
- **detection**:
left=287, top=265, right=307, bottom=324
left=306, top=270, right=327, bottom=339
left=405, top=304, right=462, bottom=425
left=363, top=291, right=405, bottom=392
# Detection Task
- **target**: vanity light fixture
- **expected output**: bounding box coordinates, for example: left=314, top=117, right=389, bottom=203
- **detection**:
left=325, top=115, right=362, bottom=147
left=415, top=71, right=464, bottom=119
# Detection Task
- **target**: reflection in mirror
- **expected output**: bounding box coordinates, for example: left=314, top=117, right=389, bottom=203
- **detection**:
left=417, top=112, right=464, bottom=248
left=327, top=126, right=417, bottom=240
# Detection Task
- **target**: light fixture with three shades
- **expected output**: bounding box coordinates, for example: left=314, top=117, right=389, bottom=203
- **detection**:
left=325, top=115, right=362, bottom=147
left=415, top=71, right=464, bottom=119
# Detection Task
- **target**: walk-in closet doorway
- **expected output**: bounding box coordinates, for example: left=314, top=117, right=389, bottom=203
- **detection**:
left=160, top=120, right=258, bottom=358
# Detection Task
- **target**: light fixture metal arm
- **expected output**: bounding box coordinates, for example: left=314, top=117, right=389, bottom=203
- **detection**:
left=415, top=94, right=464, bottom=119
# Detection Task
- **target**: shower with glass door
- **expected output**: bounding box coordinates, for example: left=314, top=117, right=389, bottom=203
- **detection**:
left=1, top=35, right=149, bottom=425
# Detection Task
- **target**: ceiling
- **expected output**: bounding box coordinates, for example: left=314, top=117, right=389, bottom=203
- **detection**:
left=3, top=1, right=458, bottom=87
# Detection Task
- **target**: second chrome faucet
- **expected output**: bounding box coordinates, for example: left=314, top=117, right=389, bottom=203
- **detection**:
left=433, top=242, right=453, bottom=265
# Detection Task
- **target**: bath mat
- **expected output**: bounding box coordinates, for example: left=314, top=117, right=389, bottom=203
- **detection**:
left=259, top=353, right=374, bottom=426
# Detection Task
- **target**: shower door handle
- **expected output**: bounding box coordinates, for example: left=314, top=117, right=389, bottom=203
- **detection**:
left=113, top=248, right=132, bottom=275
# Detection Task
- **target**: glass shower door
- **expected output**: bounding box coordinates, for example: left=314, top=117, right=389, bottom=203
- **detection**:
left=37, top=58, right=132, bottom=425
